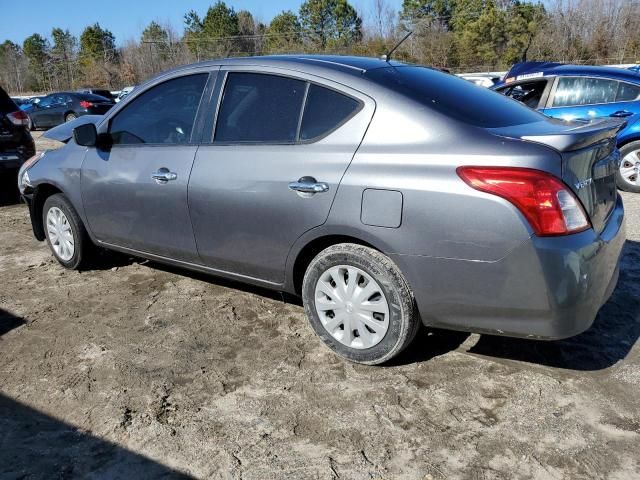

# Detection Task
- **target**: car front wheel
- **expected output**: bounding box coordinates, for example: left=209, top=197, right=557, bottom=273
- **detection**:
left=302, top=243, right=420, bottom=365
left=616, top=141, right=640, bottom=193
left=43, top=193, right=92, bottom=269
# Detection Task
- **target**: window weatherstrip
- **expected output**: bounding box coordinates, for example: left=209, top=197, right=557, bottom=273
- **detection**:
left=295, top=82, right=311, bottom=142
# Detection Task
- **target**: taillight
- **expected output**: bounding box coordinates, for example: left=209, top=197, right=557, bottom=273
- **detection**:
left=79, top=100, right=93, bottom=108
left=6, top=110, right=29, bottom=126
left=456, top=166, right=590, bottom=236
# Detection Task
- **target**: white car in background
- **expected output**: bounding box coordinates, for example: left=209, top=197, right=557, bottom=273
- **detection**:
left=458, top=74, right=504, bottom=88
left=115, top=86, right=135, bottom=103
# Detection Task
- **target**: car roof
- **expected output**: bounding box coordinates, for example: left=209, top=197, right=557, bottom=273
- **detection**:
left=502, top=61, right=640, bottom=85
left=157, top=55, right=407, bottom=82
left=541, top=64, right=640, bottom=81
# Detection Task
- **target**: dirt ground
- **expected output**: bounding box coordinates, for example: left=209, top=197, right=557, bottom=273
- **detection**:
left=1, top=132, right=639, bottom=479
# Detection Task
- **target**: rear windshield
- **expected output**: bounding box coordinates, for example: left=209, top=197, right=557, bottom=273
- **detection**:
left=92, top=90, right=113, bottom=98
left=366, top=66, right=545, bottom=128
left=79, top=93, right=113, bottom=102
left=0, top=88, right=18, bottom=114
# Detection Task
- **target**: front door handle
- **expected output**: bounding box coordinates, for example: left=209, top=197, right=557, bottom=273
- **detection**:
left=151, top=167, right=177, bottom=184
left=610, top=110, right=633, bottom=118
left=288, top=176, right=329, bottom=194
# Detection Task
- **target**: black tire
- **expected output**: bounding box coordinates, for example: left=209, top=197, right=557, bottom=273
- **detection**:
left=42, top=193, right=93, bottom=270
left=28, top=116, right=35, bottom=131
left=302, top=243, right=420, bottom=365
left=616, top=141, right=640, bottom=193
left=65, top=112, right=77, bottom=122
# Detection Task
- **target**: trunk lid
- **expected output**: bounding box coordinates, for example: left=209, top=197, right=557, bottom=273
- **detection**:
left=490, top=117, right=626, bottom=233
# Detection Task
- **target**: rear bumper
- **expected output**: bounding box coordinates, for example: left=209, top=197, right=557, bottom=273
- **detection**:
left=392, top=195, right=625, bottom=340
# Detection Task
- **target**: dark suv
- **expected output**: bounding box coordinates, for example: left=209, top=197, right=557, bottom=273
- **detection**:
left=1, top=86, right=35, bottom=171
left=1, top=86, right=35, bottom=203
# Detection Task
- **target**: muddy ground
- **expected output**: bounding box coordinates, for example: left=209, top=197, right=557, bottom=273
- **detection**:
left=0, top=132, right=639, bottom=479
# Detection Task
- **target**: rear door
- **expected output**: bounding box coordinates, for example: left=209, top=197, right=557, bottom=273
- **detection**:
left=189, top=68, right=374, bottom=283
left=81, top=72, right=211, bottom=262
left=30, top=95, right=55, bottom=127
left=41, top=94, right=68, bottom=126
left=543, top=76, right=640, bottom=121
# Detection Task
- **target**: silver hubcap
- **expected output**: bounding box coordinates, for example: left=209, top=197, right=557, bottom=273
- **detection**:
left=314, top=265, right=390, bottom=349
left=620, top=149, right=640, bottom=186
left=46, top=207, right=75, bottom=261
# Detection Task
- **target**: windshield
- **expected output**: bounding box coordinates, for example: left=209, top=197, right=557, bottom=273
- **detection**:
left=367, top=66, right=546, bottom=128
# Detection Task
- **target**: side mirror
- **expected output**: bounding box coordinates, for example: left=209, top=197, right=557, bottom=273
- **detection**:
left=73, top=123, right=97, bottom=147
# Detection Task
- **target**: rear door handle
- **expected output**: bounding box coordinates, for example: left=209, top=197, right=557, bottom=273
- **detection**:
left=288, top=176, right=329, bottom=194
left=610, top=110, right=633, bottom=118
left=151, top=167, right=178, bottom=184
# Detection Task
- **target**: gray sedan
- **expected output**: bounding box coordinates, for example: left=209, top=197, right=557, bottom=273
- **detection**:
left=18, top=56, right=625, bottom=364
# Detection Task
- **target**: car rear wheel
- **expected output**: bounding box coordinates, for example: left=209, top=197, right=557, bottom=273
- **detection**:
left=302, top=243, right=420, bottom=365
left=43, top=194, right=92, bottom=270
left=616, top=141, right=640, bottom=193
left=65, top=112, right=77, bottom=122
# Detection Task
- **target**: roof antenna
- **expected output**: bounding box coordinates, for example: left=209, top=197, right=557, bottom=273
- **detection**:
left=381, top=31, right=413, bottom=62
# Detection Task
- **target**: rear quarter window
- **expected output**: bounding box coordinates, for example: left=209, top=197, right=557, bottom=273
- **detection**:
left=617, top=82, right=640, bottom=102
left=300, top=84, right=361, bottom=141
left=367, top=66, right=545, bottom=128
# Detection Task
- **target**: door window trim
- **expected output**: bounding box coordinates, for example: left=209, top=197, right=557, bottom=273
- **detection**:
left=545, top=75, right=640, bottom=109
left=205, top=69, right=365, bottom=146
left=106, top=71, right=214, bottom=148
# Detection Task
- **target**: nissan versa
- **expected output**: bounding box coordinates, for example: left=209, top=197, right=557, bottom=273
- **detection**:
left=18, top=56, right=625, bottom=364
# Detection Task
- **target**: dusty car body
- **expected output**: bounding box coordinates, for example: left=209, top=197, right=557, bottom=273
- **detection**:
left=19, top=56, right=626, bottom=364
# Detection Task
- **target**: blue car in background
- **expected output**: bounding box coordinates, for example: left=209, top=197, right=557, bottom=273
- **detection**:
left=493, top=62, right=640, bottom=192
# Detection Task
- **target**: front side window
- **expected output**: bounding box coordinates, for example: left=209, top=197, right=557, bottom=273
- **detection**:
left=552, top=77, right=619, bottom=107
left=300, top=84, right=361, bottom=140
left=109, top=73, right=208, bottom=145
left=215, top=73, right=306, bottom=143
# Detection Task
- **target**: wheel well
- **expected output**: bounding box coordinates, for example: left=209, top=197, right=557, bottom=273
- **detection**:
left=618, top=137, right=640, bottom=150
left=292, top=235, right=378, bottom=295
left=64, top=111, right=76, bottom=119
left=31, top=184, right=63, bottom=240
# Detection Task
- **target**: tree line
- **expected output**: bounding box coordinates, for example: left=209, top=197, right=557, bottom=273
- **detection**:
left=1, top=0, right=639, bottom=94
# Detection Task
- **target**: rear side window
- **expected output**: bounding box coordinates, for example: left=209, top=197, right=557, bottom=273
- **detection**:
left=300, top=84, right=361, bottom=140
left=93, top=90, right=112, bottom=99
left=0, top=88, right=18, bottom=114
left=552, top=77, right=619, bottom=107
left=216, top=73, right=306, bottom=143
left=616, top=82, right=640, bottom=102
left=109, top=73, right=208, bottom=145
left=367, top=66, right=544, bottom=128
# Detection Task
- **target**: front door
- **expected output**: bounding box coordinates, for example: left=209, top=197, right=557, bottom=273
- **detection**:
left=189, top=69, right=374, bottom=283
left=81, top=72, right=210, bottom=263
